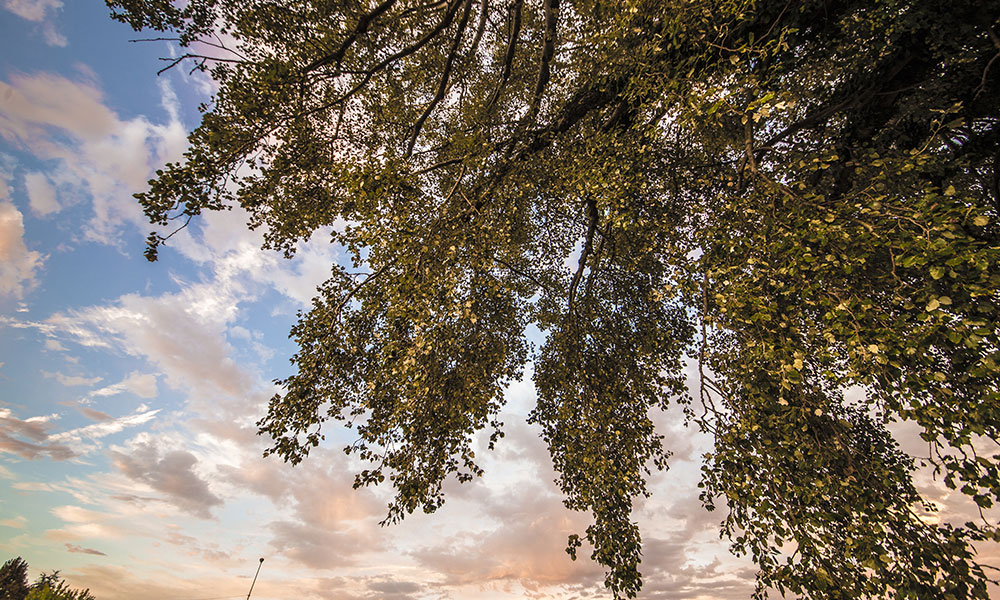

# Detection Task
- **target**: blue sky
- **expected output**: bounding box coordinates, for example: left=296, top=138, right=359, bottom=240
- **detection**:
left=0, top=2, right=997, bottom=600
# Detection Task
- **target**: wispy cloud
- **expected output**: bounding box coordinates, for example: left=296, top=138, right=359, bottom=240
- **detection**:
left=65, top=542, right=106, bottom=556
left=41, top=370, right=102, bottom=387
left=88, top=371, right=158, bottom=399
left=0, top=515, right=27, bottom=528
left=0, top=407, right=74, bottom=460
left=2, top=0, right=65, bottom=46
left=49, top=408, right=160, bottom=455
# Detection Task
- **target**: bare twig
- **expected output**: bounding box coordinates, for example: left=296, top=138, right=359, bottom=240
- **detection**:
left=156, top=53, right=241, bottom=75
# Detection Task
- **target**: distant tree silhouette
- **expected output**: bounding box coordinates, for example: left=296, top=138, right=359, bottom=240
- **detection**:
left=0, top=560, right=95, bottom=600
left=25, top=572, right=95, bottom=600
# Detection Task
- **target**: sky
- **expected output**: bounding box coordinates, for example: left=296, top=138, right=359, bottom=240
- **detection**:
left=0, top=2, right=997, bottom=600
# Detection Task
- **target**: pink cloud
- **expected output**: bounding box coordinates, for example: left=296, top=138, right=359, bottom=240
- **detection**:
left=0, top=199, right=44, bottom=299
left=0, top=72, right=187, bottom=244
left=110, top=439, right=223, bottom=519
left=0, top=408, right=75, bottom=460
left=65, top=543, right=106, bottom=556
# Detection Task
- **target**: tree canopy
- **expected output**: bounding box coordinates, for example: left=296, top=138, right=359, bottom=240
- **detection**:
left=106, top=0, right=1000, bottom=597
left=0, top=558, right=30, bottom=600
left=0, top=560, right=95, bottom=600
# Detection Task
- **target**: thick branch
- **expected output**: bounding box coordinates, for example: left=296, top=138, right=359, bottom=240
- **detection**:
left=305, top=0, right=466, bottom=120
left=406, top=0, right=475, bottom=157
left=484, top=0, right=524, bottom=111
left=467, top=0, right=489, bottom=57
left=524, top=0, right=560, bottom=126
left=568, top=196, right=598, bottom=314
left=303, top=0, right=399, bottom=73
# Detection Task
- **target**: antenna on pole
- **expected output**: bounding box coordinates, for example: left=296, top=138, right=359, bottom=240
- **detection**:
left=246, top=557, right=264, bottom=600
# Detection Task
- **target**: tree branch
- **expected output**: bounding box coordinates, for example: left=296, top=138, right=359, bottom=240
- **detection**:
left=524, top=0, right=560, bottom=127
left=303, top=0, right=400, bottom=73
left=467, top=0, right=489, bottom=57
left=305, top=0, right=466, bottom=120
left=406, top=0, right=475, bottom=157
left=484, top=0, right=523, bottom=111
left=568, top=196, right=598, bottom=315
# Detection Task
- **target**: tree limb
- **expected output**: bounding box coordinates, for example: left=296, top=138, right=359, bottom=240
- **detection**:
left=303, top=0, right=400, bottom=73
left=568, top=196, right=598, bottom=315
left=524, top=0, right=560, bottom=127
left=484, top=0, right=523, bottom=111
left=406, top=0, right=475, bottom=157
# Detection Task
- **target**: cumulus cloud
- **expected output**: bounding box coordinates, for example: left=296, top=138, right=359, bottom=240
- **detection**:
left=410, top=481, right=603, bottom=589
left=109, top=436, right=223, bottom=518
left=218, top=446, right=387, bottom=569
left=51, top=287, right=248, bottom=397
left=0, top=199, right=44, bottom=299
left=172, top=205, right=340, bottom=309
left=24, top=171, right=59, bottom=216
left=0, top=72, right=186, bottom=243
left=267, top=520, right=383, bottom=570
left=2, top=0, right=65, bottom=46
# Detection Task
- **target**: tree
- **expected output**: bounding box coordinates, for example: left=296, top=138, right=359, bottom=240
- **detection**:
left=105, top=0, right=1000, bottom=597
left=0, top=557, right=30, bottom=600
left=0, top=562, right=95, bottom=600
left=25, top=573, right=95, bottom=600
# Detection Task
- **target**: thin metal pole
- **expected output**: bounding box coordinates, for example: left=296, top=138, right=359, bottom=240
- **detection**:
left=246, top=558, right=264, bottom=600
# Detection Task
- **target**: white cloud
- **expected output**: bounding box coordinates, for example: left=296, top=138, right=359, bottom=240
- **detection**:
left=44, top=338, right=66, bottom=351
left=0, top=72, right=187, bottom=244
left=24, top=171, right=59, bottom=216
left=2, top=0, right=65, bottom=46
left=172, top=205, right=340, bottom=309
left=49, top=408, right=160, bottom=455
left=3, top=0, right=59, bottom=21
left=51, top=286, right=249, bottom=397
left=0, top=200, right=44, bottom=299
left=88, top=371, right=158, bottom=399
left=41, top=370, right=102, bottom=387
